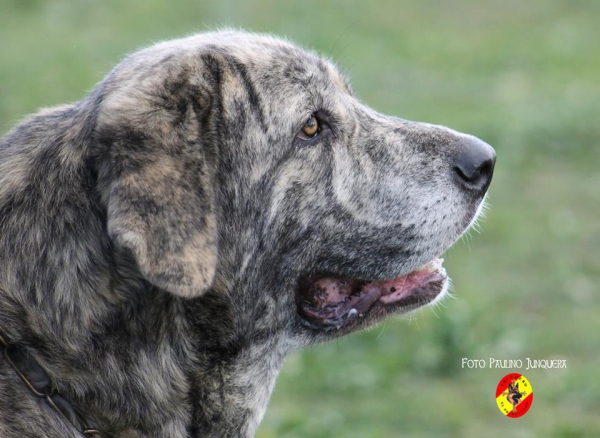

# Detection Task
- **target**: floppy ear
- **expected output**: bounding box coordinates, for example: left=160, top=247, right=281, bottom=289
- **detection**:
left=97, top=69, right=218, bottom=298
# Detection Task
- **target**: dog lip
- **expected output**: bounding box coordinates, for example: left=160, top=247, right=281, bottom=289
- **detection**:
left=377, top=258, right=446, bottom=304
left=297, top=258, right=447, bottom=329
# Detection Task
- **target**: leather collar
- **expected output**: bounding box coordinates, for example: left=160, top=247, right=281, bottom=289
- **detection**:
left=0, top=331, right=105, bottom=437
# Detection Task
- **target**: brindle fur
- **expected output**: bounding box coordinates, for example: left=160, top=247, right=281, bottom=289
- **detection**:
left=0, top=31, right=489, bottom=437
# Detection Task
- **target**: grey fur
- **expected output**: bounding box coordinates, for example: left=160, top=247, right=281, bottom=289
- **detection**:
left=0, top=31, right=493, bottom=437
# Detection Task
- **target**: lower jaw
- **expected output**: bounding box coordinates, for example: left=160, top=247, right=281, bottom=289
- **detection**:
left=297, top=259, right=448, bottom=331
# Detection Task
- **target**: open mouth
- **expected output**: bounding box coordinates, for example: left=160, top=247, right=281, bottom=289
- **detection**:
left=298, top=258, right=447, bottom=330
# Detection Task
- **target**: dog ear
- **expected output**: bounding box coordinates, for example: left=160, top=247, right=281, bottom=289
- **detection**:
left=97, top=70, right=218, bottom=298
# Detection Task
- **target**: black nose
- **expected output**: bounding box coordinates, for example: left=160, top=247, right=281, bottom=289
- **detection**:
left=453, top=137, right=496, bottom=194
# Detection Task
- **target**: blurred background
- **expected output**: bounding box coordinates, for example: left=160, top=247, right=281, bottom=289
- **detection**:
left=1, top=0, right=598, bottom=436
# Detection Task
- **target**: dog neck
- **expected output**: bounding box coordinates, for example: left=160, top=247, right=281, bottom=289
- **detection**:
left=180, top=273, right=294, bottom=436
left=186, top=331, right=289, bottom=437
left=0, top=282, right=289, bottom=437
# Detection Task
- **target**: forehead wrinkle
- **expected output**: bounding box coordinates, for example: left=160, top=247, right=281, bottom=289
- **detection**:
left=298, top=73, right=324, bottom=108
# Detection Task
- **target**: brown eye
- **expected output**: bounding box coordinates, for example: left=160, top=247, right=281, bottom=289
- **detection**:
left=297, top=115, right=320, bottom=140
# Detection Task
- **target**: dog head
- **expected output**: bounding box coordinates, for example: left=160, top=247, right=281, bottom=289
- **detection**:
left=94, top=31, right=495, bottom=345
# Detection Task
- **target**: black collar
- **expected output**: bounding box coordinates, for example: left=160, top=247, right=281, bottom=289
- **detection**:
left=0, top=331, right=105, bottom=437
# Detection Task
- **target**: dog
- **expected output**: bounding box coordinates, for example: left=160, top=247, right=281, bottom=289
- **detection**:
left=0, top=31, right=495, bottom=437
left=504, top=380, right=524, bottom=413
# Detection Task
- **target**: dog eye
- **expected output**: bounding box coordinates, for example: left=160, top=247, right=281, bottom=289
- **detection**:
left=297, top=115, right=321, bottom=140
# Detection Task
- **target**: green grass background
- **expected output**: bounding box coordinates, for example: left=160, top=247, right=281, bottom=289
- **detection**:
left=1, top=1, right=599, bottom=436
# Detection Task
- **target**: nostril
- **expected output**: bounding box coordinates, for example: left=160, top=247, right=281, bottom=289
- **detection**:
left=454, top=163, right=481, bottom=184
left=479, top=160, right=494, bottom=182
left=453, top=137, right=496, bottom=193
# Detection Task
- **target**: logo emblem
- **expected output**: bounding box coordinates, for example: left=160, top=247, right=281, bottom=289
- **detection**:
left=496, top=373, right=533, bottom=418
